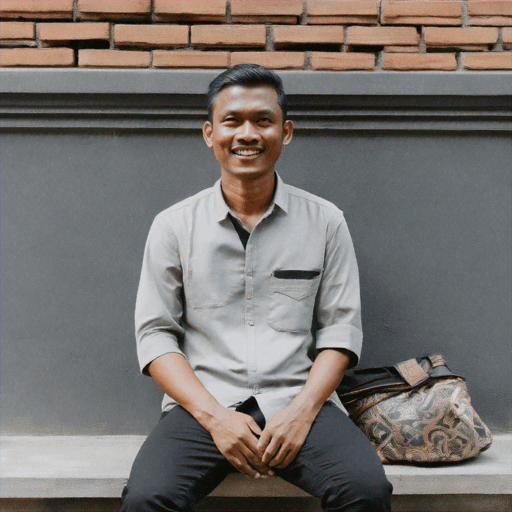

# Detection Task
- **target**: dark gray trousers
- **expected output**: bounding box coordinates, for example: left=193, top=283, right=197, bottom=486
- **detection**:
left=121, top=399, right=392, bottom=511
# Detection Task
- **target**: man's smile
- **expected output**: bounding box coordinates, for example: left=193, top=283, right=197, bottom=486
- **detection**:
left=231, top=147, right=264, bottom=157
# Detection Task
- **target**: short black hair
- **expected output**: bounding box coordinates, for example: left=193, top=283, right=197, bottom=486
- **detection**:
left=206, top=64, right=287, bottom=123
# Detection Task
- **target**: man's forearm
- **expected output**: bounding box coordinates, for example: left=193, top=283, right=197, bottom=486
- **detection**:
left=148, top=353, right=224, bottom=431
left=291, top=348, right=351, bottom=420
left=257, top=348, right=351, bottom=468
left=148, top=353, right=273, bottom=478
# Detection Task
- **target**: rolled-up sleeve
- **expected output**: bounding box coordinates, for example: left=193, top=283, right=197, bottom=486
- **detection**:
left=314, top=212, right=362, bottom=367
left=135, top=215, right=186, bottom=375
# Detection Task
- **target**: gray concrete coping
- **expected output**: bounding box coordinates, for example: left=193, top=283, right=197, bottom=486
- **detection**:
left=0, top=70, right=510, bottom=96
left=1, top=434, right=510, bottom=499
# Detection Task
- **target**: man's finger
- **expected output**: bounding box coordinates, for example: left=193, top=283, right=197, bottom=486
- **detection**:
left=262, top=438, right=281, bottom=465
left=230, top=452, right=261, bottom=479
left=268, top=444, right=289, bottom=467
left=256, top=430, right=271, bottom=456
left=245, top=416, right=262, bottom=437
left=274, top=447, right=299, bottom=469
left=239, top=444, right=273, bottom=475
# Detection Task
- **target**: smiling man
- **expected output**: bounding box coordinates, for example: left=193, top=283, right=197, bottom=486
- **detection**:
left=121, top=64, right=392, bottom=512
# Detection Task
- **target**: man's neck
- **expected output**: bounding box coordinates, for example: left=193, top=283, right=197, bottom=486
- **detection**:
left=221, top=171, right=276, bottom=232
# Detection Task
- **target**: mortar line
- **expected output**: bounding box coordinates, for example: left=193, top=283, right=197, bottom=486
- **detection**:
left=461, top=0, right=469, bottom=27
left=375, top=49, right=383, bottom=70
left=301, top=0, right=307, bottom=25
left=456, top=51, right=463, bottom=70
left=302, top=50, right=310, bottom=69
left=494, top=27, right=503, bottom=51
left=226, top=0, right=232, bottom=24
left=420, top=26, right=426, bottom=53
left=266, top=25, right=274, bottom=52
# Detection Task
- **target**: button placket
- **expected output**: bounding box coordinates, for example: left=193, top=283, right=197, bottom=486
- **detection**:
left=245, top=235, right=257, bottom=389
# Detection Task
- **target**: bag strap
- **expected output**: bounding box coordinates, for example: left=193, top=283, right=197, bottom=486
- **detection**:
left=394, top=354, right=446, bottom=387
left=394, top=358, right=429, bottom=386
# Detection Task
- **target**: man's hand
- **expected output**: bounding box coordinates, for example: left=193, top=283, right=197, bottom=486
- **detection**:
left=257, top=349, right=353, bottom=469
left=208, top=408, right=275, bottom=479
left=257, top=402, right=315, bottom=469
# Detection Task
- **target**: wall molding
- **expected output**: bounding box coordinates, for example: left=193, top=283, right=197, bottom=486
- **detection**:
left=1, top=70, right=510, bottom=133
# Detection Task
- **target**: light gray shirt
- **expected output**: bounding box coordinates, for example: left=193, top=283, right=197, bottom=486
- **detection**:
left=135, top=174, right=362, bottom=420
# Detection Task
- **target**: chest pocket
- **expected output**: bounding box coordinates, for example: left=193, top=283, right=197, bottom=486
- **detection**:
left=186, top=266, right=241, bottom=310
left=268, top=269, right=322, bottom=332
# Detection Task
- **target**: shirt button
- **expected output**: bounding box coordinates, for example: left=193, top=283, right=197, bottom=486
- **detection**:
left=245, top=269, right=252, bottom=276
left=248, top=320, right=254, bottom=326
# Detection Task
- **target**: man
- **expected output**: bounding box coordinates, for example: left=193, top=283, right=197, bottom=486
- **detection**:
left=121, top=64, right=392, bottom=512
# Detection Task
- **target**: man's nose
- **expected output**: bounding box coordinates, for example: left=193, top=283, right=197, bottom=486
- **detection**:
left=236, top=121, right=260, bottom=143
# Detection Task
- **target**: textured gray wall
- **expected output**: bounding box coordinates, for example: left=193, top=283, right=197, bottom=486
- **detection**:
left=1, top=71, right=510, bottom=435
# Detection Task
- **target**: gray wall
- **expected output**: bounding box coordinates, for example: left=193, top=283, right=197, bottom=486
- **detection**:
left=1, top=71, right=510, bottom=434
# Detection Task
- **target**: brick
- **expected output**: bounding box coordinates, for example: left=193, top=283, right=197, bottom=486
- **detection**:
left=382, top=52, right=457, bottom=71
left=38, top=22, right=110, bottom=44
left=0, top=0, right=73, bottom=19
left=78, top=0, right=151, bottom=20
left=425, top=27, right=499, bottom=48
left=232, top=0, right=302, bottom=16
left=463, top=52, right=512, bottom=70
left=468, top=2, right=512, bottom=16
left=274, top=25, right=344, bottom=48
left=383, top=45, right=421, bottom=53
left=232, top=16, right=298, bottom=24
left=502, top=27, right=512, bottom=49
left=468, top=1, right=511, bottom=26
left=469, top=17, right=512, bottom=26
left=307, top=1, right=378, bottom=17
left=79, top=49, right=150, bottom=68
left=191, top=25, right=265, bottom=48
left=307, top=16, right=376, bottom=24
left=0, top=47, right=74, bottom=66
left=231, top=51, right=305, bottom=69
left=382, top=1, right=462, bottom=26
left=153, top=50, right=229, bottom=68
left=310, top=51, right=374, bottom=70
left=0, top=22, right=35, bottom=40
left=307, top=0, right=378, bottom=24
left=347, top=26, right=419, bottom=46
left=155, top=0, right=226, bottom=23
left=115, top=25, right=188, bottom=48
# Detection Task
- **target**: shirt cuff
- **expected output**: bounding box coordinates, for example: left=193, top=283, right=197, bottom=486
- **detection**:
left=315, top=324, right=362, bottom=368
left=137, top=331, right=186, bottom=376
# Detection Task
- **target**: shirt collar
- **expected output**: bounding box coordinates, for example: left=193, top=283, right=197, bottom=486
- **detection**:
left=213, top=172, right=289, bottom=223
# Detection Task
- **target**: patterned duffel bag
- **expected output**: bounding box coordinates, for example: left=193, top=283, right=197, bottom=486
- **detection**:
left=337, top=354, right=492, bottom=464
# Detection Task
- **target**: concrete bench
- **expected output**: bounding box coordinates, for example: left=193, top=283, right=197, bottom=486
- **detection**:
left=1, top=434, right=510, bottom=511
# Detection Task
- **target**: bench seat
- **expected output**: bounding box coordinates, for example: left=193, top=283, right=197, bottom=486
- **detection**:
left=1, top=434, right=510, bottom=511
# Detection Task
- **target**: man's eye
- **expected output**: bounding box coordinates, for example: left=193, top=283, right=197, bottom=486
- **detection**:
left=259, top=118, right=272, bottom=124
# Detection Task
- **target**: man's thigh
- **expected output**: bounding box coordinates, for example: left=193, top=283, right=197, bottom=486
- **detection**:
left=277, top=402, right=393, bottom=512
left=121, top=406, right=232, bottom=512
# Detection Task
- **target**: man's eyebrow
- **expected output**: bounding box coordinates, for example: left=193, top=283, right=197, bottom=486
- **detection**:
left=220, top=108, right=278, bottom=118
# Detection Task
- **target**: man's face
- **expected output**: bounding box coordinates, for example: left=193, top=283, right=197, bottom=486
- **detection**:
left=203, top=85, right=293, bottom=180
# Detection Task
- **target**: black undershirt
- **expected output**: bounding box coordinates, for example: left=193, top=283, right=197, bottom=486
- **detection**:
left=229, top=214, right=250, bottom=250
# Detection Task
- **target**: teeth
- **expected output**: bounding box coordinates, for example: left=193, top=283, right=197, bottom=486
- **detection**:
left=233, top=149, right=261, bottom=156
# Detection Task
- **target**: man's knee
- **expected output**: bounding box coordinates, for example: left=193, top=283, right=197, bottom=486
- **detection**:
left=121, top=482, right=192, bottom=512
left=323, top=470, right=393, bottom=512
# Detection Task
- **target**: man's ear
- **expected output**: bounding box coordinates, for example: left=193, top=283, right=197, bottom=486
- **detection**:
left=282, top=120, right=294, bottom=146
left=203, top=121, right=213, bottom=148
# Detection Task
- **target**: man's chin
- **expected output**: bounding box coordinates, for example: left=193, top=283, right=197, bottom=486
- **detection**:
left=223, top=166, right=274, bottom=180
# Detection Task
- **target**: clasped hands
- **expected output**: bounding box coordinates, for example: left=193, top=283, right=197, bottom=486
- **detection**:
left=209, top=403, right=314, bottom=479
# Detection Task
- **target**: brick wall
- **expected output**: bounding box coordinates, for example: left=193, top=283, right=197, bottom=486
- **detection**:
left=0, top=0, right=511, bottom=70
